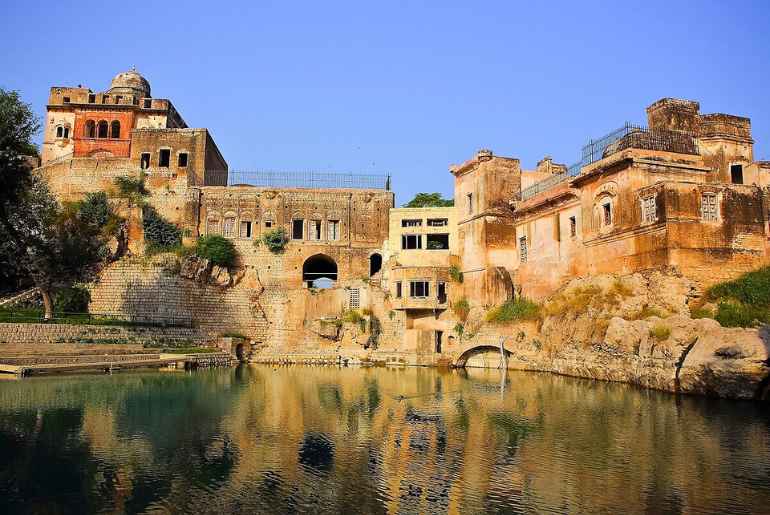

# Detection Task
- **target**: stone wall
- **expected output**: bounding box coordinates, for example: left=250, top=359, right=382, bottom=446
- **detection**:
left=0, top=322, right=207, bottom=346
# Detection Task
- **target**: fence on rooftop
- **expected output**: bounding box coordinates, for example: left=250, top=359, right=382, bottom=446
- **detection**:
left=206, top=170, right=391, bottom=190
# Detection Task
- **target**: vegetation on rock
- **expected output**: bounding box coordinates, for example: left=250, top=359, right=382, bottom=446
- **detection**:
left=485, top=298, right=541, bottom=323
left=449, top=265, right=464, bottom=283
left=259, top=228, right=288, bottom=253
left=452, top=297, right=470, bottom=322
left=649, top=324, right=671, bottom=341
left=705, top=266, right=770, bottom=327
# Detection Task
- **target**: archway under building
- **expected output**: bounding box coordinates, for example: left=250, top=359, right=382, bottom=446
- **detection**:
left=369, top=253, right=382, bottom=277
left=303, top=254, right=338, bottom=288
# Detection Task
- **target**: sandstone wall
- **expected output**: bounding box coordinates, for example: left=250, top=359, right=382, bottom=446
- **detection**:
left=0, top=322, right=207, bottom=346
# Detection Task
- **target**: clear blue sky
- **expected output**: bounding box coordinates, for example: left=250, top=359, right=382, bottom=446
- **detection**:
left=3, top=1, right=769, bottom=204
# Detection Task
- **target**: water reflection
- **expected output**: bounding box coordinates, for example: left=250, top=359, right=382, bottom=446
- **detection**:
left=0, top=366, right=768, bottom=514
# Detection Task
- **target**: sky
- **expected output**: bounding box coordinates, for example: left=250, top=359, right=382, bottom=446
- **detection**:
left=2, top=1, right=769, bottom=205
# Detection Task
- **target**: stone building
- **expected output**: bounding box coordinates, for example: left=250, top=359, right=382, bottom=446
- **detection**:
left=452, top=98, right=770, bottom=305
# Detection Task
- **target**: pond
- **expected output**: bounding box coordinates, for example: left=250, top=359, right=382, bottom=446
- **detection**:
left=0, top=366, right=768, bottom=514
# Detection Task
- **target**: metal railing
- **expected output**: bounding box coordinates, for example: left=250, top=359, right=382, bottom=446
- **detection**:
left=0, top=310, right=193, bottom=328
left=520, top=123, right=699, bottom=201
left=206, top=170, right=391, bottom=190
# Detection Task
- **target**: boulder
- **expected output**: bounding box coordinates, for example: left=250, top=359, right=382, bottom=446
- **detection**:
left=209, top=265, right=232, bottom=287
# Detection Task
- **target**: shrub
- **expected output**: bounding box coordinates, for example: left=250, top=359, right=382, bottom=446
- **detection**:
left=260, top=228, right=288, bottom=253
left=690, top=307, right=714, bottom=319
left=708, top=266, right=770, bottom=306
left=453, top=323, right=465, bottom=337
left=610, top=279, right=634, bottom=297
left=342, top=310, right=364, bottom=324
left=54, top=286, right=91, bottom=313
left=629, top=305, right=667, bottom=320
left=714, top=301, right=768, bottom=328
left=114, top=175, right=147, bottom=196
left=452, top=297, right=470, bottom=322
left=486, top=298, right=541, bottom=324
left=449, top=265, right=464, bottom=283
left=649, top=324, right=671, bottom=341
left=196, top=235, right=236, bottom=267
left=143, top=207, right=181, bottom=252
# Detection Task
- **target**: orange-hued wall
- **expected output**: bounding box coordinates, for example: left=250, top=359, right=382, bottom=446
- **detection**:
left=73, top=110, right=134, bottom=158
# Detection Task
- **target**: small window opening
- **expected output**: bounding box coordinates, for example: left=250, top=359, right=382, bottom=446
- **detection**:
left=467, top=193, right=474, bottom=215
left=115, top=95, right=123, bottom=104
left=410, top=281, right=430, bottom=298
left=85, top=120, right=96, bottom=138
left=62, top=96, right=70, bottom=103
left=240, top=221, right=253, bottom=238
left=569, top=216, right=577, bottom=237
left=427, top=218, right=448, bottom=227
left=435, top=330, right=443, bottom=353
left=88, top=94, right=96, bottom=103
left=309, top=220, right=322, bottom=240
left=97, top=120, right=109, bottom=138
left=328, top=220, right=340, bottom=240
left=437, top=282, right=447, bottom=304
left=730, top=164, right=744, bottom=184
left=395, top=281, right=402, bottom=298
left=401, top=219, right=422, bottom=227
left=159, top=149, right=170, bottom=167
left=369, top=253, right=382, bottom=276
left=292, top=219, right=304, bottom=239
left=56, top=126, right=63, bottom=138
left=264, top=220, right=273, bottom=228
left=110, top=120, right=120, bottom=139
left=102, top=96, right=109, bottom=104
left=178, top=153, right=188, bottom=167
left=140, top=153, right=151, bottom=170
left=63, top=127, right=69, bottom=138
left=603, top=203, right=612, bottom=226
left=144, top=98, right=152, bottom=108
left=426, top=233, right=449, bottom=250
left=519, top=236, right=528, bottom=263
left=401, top=234, right=422, bottom=249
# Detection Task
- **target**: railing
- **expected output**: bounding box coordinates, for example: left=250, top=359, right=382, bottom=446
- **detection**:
left=0, top=310, right=193, bottom=328
left=520, top=123, right=699, bottom=201
left=206, top=170, right=391, bottom=190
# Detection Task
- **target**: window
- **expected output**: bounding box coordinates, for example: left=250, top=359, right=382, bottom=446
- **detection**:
left=97, top=120, right=109, bottom=138
left=427, top=218, right=448, bottom=227
left=309, top=220, right=322, bottom=240
left=159, top=149, right=170, bottom=167
left=56, top=126, right=63, bottom=138
left=88, top=94, right=96, bottom=103
left=641, top=196, right=657, bottom=223
left=401, top=234, right=422, bottom=249
left=140, top=153, right=151, bottom=169
left=602, top=202, right=612, bottom=226
left=292, top=219, right=304, bottom=239
left=426, top=233, right=449, bottom=250
left=519, top=236, right=528, bottom=263
left=240, top=220, right=253, bottom=238
left=467, top=193, right=474, bottom=215
left=437, top=282, right=447, bottom=304
left=62, top=96, right=70, bottom=103
left=701, top=193, right=719, bottom=221
left=223, top=217, right=236, bottom=238
left=178, top=153, right=188, bottom=167
left=115, top=95, right=123, bottom=104
left=265, top=220, right=273, bottom=228
left=144, top=98, right=152, bottom=108
left=102, top=95, right=109, bottom=104
left=730, top=164, right=744, bottom=184
left=402, top=219, right=422, bottom=227
left=110, top=120, right=120, bottom=139
left=569, top=216, right=577, bottom=237
left=349, top=288, right=361, bottom=309
left=410, top=281, right=430, bottom=298
left=207, top=218, right=220, bottom=235
left=63, top=127, right=69, bottom=138
left=328, top=220, right=340, bottom=240
left=85, top=120, right=96, bottom=138
left=395, top=281, right=402, bottom=298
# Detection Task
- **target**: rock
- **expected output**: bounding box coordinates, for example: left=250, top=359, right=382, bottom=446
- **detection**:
left=678, top=326, right=770, bottom=399
left=209, top=265, right=231, bottom=287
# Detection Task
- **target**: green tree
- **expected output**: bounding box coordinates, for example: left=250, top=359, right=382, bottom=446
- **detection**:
left=403, top=192, right=454, bottom=208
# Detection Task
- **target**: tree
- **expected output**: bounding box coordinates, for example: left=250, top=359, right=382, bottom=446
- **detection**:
left=0, top=89, right=117, bottom=319
left=403, top=192, right=454, bottom=208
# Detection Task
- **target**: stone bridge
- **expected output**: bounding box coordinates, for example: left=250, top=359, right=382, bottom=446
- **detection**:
left=448, top=336, right=513, bottom=368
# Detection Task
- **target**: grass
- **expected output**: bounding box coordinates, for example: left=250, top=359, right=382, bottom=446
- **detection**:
left=485, top=298, right=541, bottom=324
left=690, top=307, right=714, bottom=319
left=0, top=308, right=185, bottom=328
left=342, top=310, right=364, bottom=324
left=704, top=266, right=770, bottom=327
left=649, top=324, right=671, bottom=341
left=628, top=305, right=667, bottom=320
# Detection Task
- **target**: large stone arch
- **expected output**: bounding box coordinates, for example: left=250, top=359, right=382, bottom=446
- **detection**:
left=302, top=253, right=338, bottom=288
left=454, top=344, right=511, bottom=368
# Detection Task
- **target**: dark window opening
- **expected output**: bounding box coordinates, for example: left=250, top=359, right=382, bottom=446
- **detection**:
left=410, top=281, right=430, bottom=298
left=435, top=330, right=443, bottom=353
left=144, top=98, right=152, bottom=108
left=467, top=193, right=473, bottom=215
left=292, top=219, right=304, bottom=239
left=569, top=216, right=576, bottom=237
left=265, top=220, right=273, bottom=228
left=102, top=96, right=109, bottom=104
left=426, top=233, right=449, bottom=250
left=401, top=234, right=422, bottom=249
left=240, top=221, right=252, bottom=238
left=56, top=126, right=63, bottom=138
left=178, top=153, right=188, bottom=167
left=85, top=120, right=96, bottom=138
left=110, top=120, right=120, bottom=139
left=427, top=218, right=448, bottom=227
left=437, top=282, right=447, bottom=304
left=303, top=254, right=338, bottom=288
left=63, top=127, right=69, bottom=138
left=603, top=203, right=612, bottom=226
left=140, top=153, right=151, bottom=169
left=97, top=120, right=109, bottom=138
left=369, top=253, right=382, bottom=277
left=402, top=219, right=422, bottom=227
left=731, top=164, right=744, bottom=184
left=395, top=281, right=402, bottom=298
left=159, top=149, right=170, bottom=167
left=88, top=94, right=96, bottom=103
left=62, top=96, right=70, bottom=103
left=115, top=95, right=123, bottom=104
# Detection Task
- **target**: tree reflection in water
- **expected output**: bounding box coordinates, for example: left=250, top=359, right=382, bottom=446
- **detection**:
left=0, top=366, right=768, bottom=514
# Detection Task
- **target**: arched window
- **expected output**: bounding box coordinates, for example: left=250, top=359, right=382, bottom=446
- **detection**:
left=302, top=254, right=338, bottom=288
left=369, top=253, right=382, bottom=277
left=85, top=120, right=96, bottom=138
left=110, top=120, right=120, bottom=139
left=56, top=126, right=63, bottom=138
left=207, top=215, right=221, bottom=235
left=97, top=120, right=109, bottom=138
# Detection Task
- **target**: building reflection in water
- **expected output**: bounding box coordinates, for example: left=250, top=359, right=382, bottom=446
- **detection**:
left=0, top=366, right=769, bottom=514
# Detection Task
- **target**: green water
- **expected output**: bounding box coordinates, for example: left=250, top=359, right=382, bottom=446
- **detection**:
left=0, top=365, right=768, bottom=514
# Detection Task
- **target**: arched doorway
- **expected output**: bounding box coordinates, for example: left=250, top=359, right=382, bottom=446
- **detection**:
left=303, top=254, right=338, bottom=288
left=235, top=343, right=245, bottom=362
left=369, top=253, right=382, bottom=277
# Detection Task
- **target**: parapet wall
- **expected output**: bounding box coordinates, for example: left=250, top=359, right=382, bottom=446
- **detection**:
left=0, top=323, right=207, bottom=346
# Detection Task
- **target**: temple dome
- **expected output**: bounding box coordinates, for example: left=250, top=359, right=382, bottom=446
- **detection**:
left=108, top=69, right=151, bottom=98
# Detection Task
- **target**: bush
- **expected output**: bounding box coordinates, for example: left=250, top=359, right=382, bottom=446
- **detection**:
left=54, top=286, right=91, bottom=313
left=690, top=307, right=714, bottom=319
left=449, top=265, right=464, bottom=283
left=629, top=305, right=667, bottom=320
left=649, top=324, right=671, bottom=341
left=452, top=297, right=470, bottom=322
left=714, top=301, right=768, bottom=328
left=486, top=298, right=541, bottom=324
left=708, top=266, right=770, bottom=306
left=114, top=175, right=147, bottom=196
left=260, top=228, right=288, bottom=253
left=143, top=207, right=181, bottom=252
left=196, top=235, right=236, bottom=267
left=342, top=310, right=364, bottom=324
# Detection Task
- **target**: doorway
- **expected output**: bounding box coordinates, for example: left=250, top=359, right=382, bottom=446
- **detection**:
left=435, top=330, right=443, bottom=353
